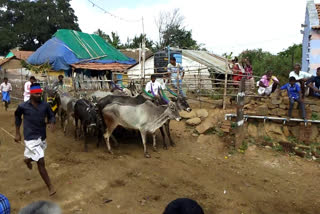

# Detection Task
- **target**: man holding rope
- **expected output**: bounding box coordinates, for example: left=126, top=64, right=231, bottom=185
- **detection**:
left=14, top=83, right=56, bottom=196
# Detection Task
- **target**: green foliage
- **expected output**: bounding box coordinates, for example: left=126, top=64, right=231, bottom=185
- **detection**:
left=273, top=144, right=284, bottom=152
left=162, top=25, right=201, bottom=50
left=263, top=136, right=273, bottom=143
left=0, top=0, right=80, bottom=55
left=123, top=34, right=155, bottom=51
left=238, top=44, right=302, bottom=85
left=239, top=141, right=248, bottom=153
left=21, top=60, right=52, bottom=74
left=311, top=113, right=319, bottom=120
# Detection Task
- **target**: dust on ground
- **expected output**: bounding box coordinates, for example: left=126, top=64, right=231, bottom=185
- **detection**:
left=0, top=104, right=320, bottom=214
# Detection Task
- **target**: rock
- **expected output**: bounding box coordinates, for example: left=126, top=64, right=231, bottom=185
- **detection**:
left=289, top=126, right=300, bottom=139
left=195, top=109, right=209, bottom=118
left=265, top=146, right=272, bottom=149
left=279, top=104, right=287, bottom=110
left=264, top=123, right=288, bottom=142
left=256, top=105, right=269, bottom=116
left=180, top=110, right=197, bottom=119
left=196, top=121, right=214, bottom=134
left=186, top=117, right=202, bottom=126
left=310, top=125, right=319, bottom=141
left=283, top=97, right=289, bottom=105
left=281, top=90, right=287, bottom=97
left=192, top=133, right=199, bottom=137
left=248, top=123, right=258, bottom=138
left=310, top=105, right=320, bottom=113
left=283, top=126, right=290, bottom=137
left=267, top=102, right=278, bottom=109
left=271, top=108, right=287, bottom=117
left=271, top=97, right=282, bottom=105
left=212, top=100, right=223, bottom=108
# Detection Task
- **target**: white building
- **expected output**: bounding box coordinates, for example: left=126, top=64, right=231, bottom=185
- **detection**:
left=127, top=49, right=230, bottom=90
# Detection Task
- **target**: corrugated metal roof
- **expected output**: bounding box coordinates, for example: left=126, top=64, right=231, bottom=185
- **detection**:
left=71, top=63, right=131, bottom=71
left=181, top=50, right=230, bottom=73
left=120, top=48, right=153, bottom=62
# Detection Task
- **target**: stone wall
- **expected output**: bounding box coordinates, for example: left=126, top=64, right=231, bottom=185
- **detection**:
left=244, top=91, right=320, bottom=119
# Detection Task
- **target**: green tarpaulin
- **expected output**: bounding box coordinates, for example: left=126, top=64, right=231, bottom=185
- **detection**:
left=5, top=52, right=14, bottom=58
left=53, top=29, right=130, bottom=61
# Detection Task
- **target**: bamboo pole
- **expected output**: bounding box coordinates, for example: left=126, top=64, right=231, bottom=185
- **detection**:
left=223, top=58, right=229, bottom=110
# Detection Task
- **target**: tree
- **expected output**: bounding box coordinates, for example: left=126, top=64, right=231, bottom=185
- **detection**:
left=238, top=44, right=302, bottom=84
left=0, top=0, right=80, bottom=55
left=106, top=32, right=122, bottom=49
left=154, top=8, right=203, bottom=50
left=123, top=34, right=154, bottom=51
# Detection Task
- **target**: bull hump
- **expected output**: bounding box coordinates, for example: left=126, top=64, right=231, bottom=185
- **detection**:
left=99, top=95, right=148, bottom=109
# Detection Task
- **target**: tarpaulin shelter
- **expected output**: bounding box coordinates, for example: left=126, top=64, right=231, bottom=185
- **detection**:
left=27, top=29, right=136, bottom=72
left=27, top=29, right=136, bottom=90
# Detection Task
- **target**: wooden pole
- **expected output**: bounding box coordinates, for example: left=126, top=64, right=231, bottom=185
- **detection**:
left=235, top=78, right=245, bottom=149
left=223, top=58, right=229, bottom=110
left=72, top=67, right=77, bottom=92
left=176, top=65, right=180, bottom=95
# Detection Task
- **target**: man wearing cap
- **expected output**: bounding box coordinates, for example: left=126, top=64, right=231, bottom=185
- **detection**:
left=14, top=83, right=56, bottom=196
left=23, top=76, right=36, bottom=102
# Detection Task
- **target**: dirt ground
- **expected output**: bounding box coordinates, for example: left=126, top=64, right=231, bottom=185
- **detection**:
left=1, top=103, right=320, bottom=214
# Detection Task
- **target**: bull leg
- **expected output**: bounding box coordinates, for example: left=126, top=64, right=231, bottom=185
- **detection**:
left=166, top=122, right=175, bottom=147
left=111, top=134, right=119, bottom=147
left=103, top=125, right=117, bottom=155
left=63, top=116, right=68, bottom=135
left=83, top=124, right=88, bottom=152
left=159, top=126, right=168, bottom=150
left=140, top=131, right=150, bottom=158
left=152, top=133, right=157, bottom=152
left=74, top=117, right=78, bottom=140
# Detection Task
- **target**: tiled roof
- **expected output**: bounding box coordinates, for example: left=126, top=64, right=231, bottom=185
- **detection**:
left=0, top=58, right=11, bottom=66
left=11, top=50, right=34, bottom=60
left=71, top=62, right=131, bottom=71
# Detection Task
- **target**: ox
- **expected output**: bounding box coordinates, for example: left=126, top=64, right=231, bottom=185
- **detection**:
left=74, top=99, right=101, bottom=151
left=58, top=91, right=77, bottom=134
left=98, top=95, right=181, bottom=158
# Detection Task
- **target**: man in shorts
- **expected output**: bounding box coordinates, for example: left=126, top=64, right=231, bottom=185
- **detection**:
left=15, top=83, right=56, bottom=196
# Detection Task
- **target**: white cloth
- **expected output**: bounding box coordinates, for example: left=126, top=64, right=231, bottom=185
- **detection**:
left=23, top=81, right=31, bottom=101
left=145, top=81, right=162, bottom=95
left=258, top=84, right=273, bottom=95
left=0, top=82, right=12, bottom=92
left=289, top=71, right=312, bottom=80
left=24, top=138, right=47, bottom=161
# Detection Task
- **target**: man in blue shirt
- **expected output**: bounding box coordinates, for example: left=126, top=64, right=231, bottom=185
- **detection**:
left=280, top=77, right=306, bottom=119
left=14, top=83, right=56, bottom=196
left=307, top=67, right=320, bottom=98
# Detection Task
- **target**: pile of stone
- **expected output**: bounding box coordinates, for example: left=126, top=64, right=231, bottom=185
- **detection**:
left=244, top=91, right=320, bottom=119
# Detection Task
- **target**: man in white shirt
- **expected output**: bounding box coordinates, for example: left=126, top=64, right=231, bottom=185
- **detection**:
left=145, top=75, right=162, bottom=96
left=0, top=77, right=12, bottom=110
left=23, top=76, right=36, bottom=102
left=289, top=64, right=312, bottom=97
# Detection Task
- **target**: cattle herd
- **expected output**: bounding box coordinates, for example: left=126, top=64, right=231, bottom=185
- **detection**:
left=42, top=82, right=191, bottom=158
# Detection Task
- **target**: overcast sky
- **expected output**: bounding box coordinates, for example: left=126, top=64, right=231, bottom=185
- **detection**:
left=70, top=0, right=314, bottom=55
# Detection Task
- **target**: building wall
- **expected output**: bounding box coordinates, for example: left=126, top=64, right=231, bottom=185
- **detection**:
left=309, top=30, right=320, bottom=75
left=302, top=8, right=311, bottom=72
left=127, top=56, right=212, bottom=89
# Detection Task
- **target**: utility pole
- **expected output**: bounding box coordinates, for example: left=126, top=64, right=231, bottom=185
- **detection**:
left=141, top=16, right=146, bottom=87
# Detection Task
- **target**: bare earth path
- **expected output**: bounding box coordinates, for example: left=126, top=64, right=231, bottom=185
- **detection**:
left=0, top=107, right=320, bottom=214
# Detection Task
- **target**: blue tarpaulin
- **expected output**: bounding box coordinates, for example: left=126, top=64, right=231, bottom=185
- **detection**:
left=27, top=30, right=136, bottom=71
left=27, top=38, right=80, bottom=71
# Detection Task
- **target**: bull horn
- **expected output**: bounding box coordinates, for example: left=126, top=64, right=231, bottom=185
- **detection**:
left=150, top=84, right=157, bottom=97
left=120, top=82, right=127, bottom=88
left=160, top=88, right=170, bottom=103
left=158, top=87, right=168, bottom=104
left=143, top=88, right=154, bottom=98
left=166, top=85, right=178, bottom=97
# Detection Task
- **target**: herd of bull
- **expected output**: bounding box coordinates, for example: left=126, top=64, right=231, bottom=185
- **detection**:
left=43, top=82, right=192, bottom=158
